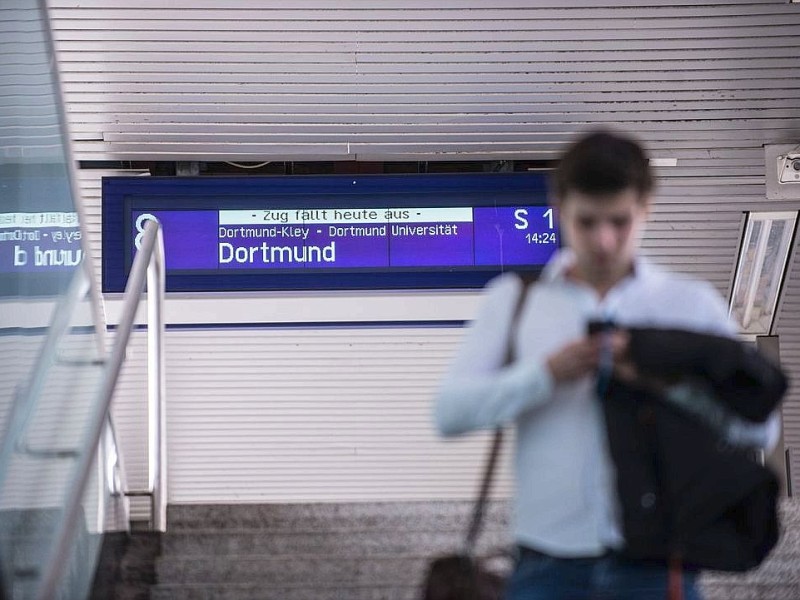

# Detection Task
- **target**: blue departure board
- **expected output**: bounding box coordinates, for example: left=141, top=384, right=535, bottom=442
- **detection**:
left=102, top=173, right=559, bottom=292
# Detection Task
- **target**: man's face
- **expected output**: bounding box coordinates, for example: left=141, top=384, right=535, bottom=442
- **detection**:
left=558, top=187, right=649, bottom=288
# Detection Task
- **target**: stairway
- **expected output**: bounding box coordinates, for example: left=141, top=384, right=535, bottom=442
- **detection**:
left=134, top=499, right=800, bottom=600
left=149, top=501, right=511, bottom=600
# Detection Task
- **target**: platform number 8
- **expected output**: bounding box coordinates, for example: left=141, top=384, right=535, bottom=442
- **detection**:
left=134, top=213, right=159, bottom=250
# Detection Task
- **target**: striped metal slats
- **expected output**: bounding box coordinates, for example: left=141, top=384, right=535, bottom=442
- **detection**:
left=109, top=326, right=513, bottom=507
left=47, top=1, right=800, bottom=163
left=775, top=230, right=800, bottom=497
left=0, top=2, right=63, bottom=162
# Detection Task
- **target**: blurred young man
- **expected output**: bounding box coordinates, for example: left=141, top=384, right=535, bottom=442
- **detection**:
left=434, top=130, right=740, bottom=599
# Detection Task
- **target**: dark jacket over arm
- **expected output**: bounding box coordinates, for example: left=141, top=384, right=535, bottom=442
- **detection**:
left=626, top=327, right=787, bottom=422
left=601, top=328, right=788, bottom=571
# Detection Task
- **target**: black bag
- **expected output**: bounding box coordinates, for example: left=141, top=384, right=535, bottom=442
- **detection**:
left=421, top=431, right=508, bottom=600
left=421, top=554, right=504, bottom=600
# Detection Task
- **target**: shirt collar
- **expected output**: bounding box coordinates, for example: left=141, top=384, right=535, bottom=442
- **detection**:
left=541, top=248, right=655, bottom=286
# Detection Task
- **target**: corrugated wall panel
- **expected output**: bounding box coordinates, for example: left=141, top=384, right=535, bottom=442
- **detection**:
left=0, top=4, right=63, bottom=161
left=75, top=168, right=149, bottom=289
left=775, top=230, right=800, bottom=497
left=111, top=327, right=513, bottom=504
left=107, top=330, right=151, bottom=519
left=49, top=1, right=800, bottom=504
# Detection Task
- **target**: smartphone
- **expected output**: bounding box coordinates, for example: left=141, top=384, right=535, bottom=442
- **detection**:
left=587, top=319, right=617, bottom=335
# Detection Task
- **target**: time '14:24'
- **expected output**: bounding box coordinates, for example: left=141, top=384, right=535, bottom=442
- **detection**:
left=525, top=232, right=557, bottom=244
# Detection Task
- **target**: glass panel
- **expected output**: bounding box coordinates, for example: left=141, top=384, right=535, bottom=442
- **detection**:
left=730, top=212, right=798, bottom=336
left=0, top=269, right=111, bottom=600
left=0, top=1, right=119, bottom=599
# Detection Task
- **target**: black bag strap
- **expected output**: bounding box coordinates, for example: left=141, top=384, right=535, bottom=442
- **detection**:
left=464, top=428, right=505, bottom=554
left=464, top=274, right=534, bottom=555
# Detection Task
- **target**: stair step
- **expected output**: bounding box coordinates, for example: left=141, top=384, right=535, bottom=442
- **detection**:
left=166, top=500, right=510, bottom=532
left=151, top=582, right=418, bottom=600
left=161, top=528, right=511, bottom=557
left=156, top=554, right=428, bottom=586
left=700, top=554, right=800, bottom=582
left=148, top=580, right=800, bottom=600
left=700, top=581, right=800, bottom=600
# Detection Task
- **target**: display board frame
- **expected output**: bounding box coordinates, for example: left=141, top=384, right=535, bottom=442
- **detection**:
left=102, top=173, right=558, bottom=293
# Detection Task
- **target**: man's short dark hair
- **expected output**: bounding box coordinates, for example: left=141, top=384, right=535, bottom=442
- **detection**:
left=552, top=129, right=654, bottom=202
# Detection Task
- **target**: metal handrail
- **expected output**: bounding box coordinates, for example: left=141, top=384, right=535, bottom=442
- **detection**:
left=36, top=219, right=166, bottom=600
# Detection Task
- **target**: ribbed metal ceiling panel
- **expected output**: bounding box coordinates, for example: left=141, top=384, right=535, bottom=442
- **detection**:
left=48, top=1, right=800, bottom=163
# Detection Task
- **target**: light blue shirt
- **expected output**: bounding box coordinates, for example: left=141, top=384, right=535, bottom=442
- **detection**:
left=434, top=249, right=753, bottom=557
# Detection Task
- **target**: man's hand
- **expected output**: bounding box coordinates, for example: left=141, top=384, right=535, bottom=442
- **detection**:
left=546, top=337, right=601, bottom=382
left=546, top=331, right=630, bottom=383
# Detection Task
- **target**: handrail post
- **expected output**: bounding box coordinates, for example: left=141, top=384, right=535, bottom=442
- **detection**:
left=148, top=224, right=167, bottom=532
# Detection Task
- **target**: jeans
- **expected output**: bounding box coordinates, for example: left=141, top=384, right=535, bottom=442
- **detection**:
left=506, top=546, right=703, bottom=600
